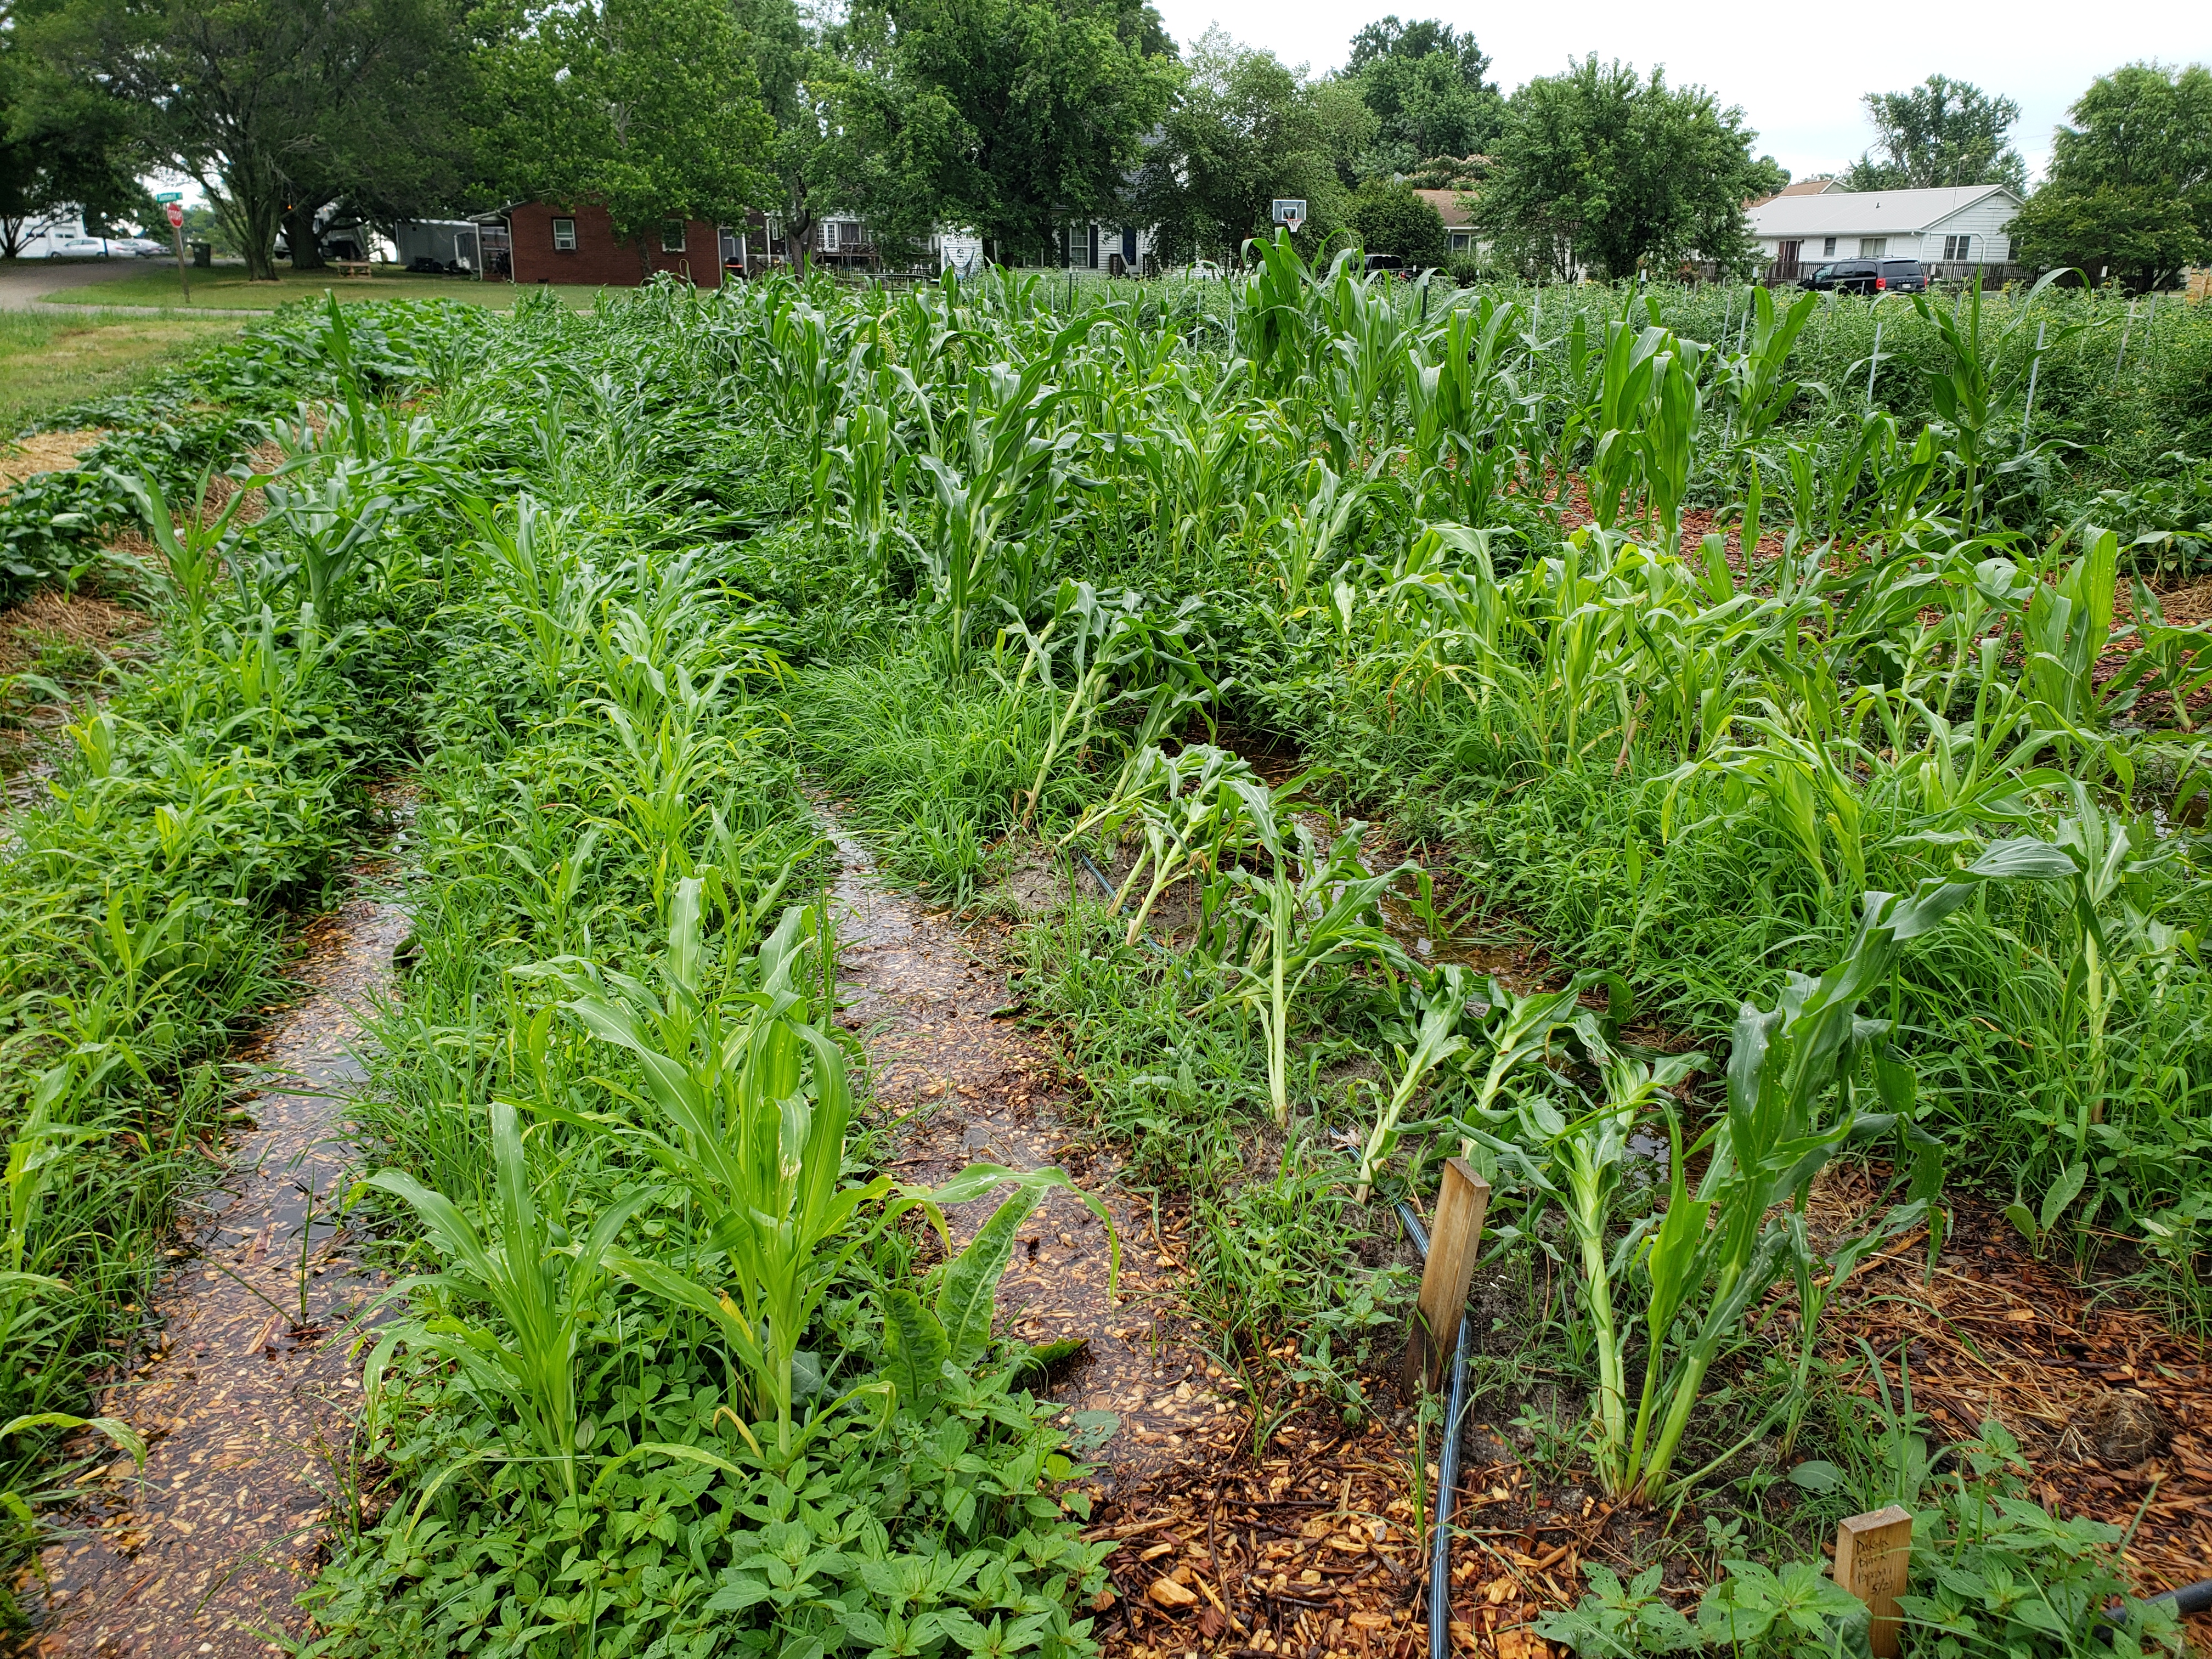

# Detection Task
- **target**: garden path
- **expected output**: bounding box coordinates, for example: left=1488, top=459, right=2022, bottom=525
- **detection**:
left=31, top=877, right=404, bottom=1657
left=820, top=809, right=1243, bottom=1500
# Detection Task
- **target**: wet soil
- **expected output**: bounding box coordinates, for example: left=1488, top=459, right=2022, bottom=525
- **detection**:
left=27, top=883, right=405, bottom=1657
left=822, top=808, right=1240, bottom=1492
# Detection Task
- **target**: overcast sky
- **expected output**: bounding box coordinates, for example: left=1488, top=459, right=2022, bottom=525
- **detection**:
left=1149, top=0, right=2211, bottom=184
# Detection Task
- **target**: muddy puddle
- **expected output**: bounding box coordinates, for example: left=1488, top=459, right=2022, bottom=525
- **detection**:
left=29, top=875, right=405, bottom=1656
left=819, top=808, right=1239, bottom=1492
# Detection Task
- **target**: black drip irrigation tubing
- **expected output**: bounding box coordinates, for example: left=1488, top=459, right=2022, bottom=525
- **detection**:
left=1399, top=1201, right=1472, bottom=1659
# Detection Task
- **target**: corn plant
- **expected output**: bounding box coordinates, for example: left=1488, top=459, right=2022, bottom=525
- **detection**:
left=1202, top=820, right=1417, bottom=1125
left=357, top=1099, right=648, bottom=1499
left=1064, top=743, right=1277, bottom=946
left=1351, top=965, right=1481, bottom=1203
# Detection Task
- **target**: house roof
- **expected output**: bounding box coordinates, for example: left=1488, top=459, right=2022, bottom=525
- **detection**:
left=1747, top=184, right=2022, bottom=238
left=1750, top=178, right=1840, bottom=207
left=1413, top=188, right=1477, bottom=229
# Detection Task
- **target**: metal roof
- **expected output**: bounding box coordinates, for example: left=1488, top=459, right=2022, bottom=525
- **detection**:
left=1747, top=184, right=2021, bottom=237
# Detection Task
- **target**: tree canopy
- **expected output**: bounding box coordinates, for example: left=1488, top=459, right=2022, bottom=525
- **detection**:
left=2011, top=61, right=2212, bottom=290
left=1842, top=75, right=2027, bottom=194
left=1475, top=55, right=1784, bottom=280
left=487, top=0, right=773, bottom=272
left=1341, top=16, right=1499, bottom=180
left=19, top=0, right=478, bottom=278
left=0, top=12, right=145, bottom=257
left=882, top=0, right=1176, bottom=258
left=1132, top=27, right=1367, bottom=266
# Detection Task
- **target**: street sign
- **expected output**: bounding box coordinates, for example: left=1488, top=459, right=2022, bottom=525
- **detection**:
left=155, top=190, right=183, bottom=203
left=165, top=202, right=184, bottom=228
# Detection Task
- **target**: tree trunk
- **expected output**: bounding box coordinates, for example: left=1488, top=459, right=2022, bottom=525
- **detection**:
left=286, top=202, right=328, bottom=269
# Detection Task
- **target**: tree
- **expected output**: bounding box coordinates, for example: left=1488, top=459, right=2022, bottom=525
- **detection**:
left=2011, top=62, right=2212, bottom=290
left=1475, top=55, right=1784, bottom=281
left=0, top=21, right=145, bottom=258
left=21, top=0, right=477, bottom=279
left=1841, top=75, right=2027, bottom=193
left=1131, top=27, right=1367, bottom=267
left=735, top=0, right=956, bottom=271
left=1347, top=178, right=1444, bottom=266
left=489, top=0, right=774, bottom=276
left=881, top=0, right=1176, bottom=259
left=1341, top=16, right=1499, bottom=180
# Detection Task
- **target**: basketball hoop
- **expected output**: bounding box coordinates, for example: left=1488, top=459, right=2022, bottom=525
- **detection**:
left=1271, top=198, right=1307, bottom=237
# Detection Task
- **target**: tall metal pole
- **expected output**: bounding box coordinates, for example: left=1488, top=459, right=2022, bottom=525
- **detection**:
left=168, top=212, right=190, bottom=304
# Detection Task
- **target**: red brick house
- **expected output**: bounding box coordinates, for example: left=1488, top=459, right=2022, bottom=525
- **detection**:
left=469, top=202, right=724, bottom=287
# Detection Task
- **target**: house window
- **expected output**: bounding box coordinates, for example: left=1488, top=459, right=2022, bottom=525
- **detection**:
left=1943, top=234, right=1973, bottom=261
left=821, top=220, right=840, bottom=252
left=1860, top=236, right=1886, bottom=257
left=1822, top=236, right=1837, bottom=256
left=551, top=217, right=577, bottom=251
left=661, top=220, right=686, bottom=252
left=1087, top=223, right=1099, bottom=268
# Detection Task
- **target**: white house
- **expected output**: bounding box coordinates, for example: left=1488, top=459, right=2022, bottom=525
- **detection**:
left=1057, top=219, right=1156, bottom=276
left=1747, top=184, right=2023, bottom=282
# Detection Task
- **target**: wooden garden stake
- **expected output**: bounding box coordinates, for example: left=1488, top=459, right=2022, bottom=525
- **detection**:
left=1834, top=1504, right=1914, bottom=1658
left=1401, top=1159, right=1491, bottom=1395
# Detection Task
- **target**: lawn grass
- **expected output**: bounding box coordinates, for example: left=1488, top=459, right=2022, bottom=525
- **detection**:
left=30, top=263, right=631, bottom=312
left=0, top=308, right=244, bottom=433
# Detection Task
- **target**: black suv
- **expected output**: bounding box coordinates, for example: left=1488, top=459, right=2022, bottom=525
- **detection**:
left=1799, top=257, right=1926, bottom=295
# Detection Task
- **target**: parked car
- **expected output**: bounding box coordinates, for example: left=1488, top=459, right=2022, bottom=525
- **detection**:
left=46, top=236, right=120, bottom=258
left=1799, top=257, right=1926, bottom=295
left=117, top=238, right=166, bottom=257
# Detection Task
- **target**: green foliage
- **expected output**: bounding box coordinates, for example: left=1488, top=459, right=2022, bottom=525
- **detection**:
left=1340, top=15, right=1500, bottom=179
left=1476, top=55, right=1786, bottom=279
left=1348, top=179, right=1448, bottom=269
left=2012, top=63, right=2212, bottom=289
left=1842, top=75, right=2028, bottom=195
left=488, top=0, right=775, bottom=264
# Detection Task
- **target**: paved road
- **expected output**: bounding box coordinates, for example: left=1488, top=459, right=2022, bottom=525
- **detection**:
left=0, top=257, right=159, bottom=311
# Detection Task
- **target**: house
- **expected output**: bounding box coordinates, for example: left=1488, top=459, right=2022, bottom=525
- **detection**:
left=1057, top=219, right=1156, bottom=276
left=467, top=203, right=724, bottom=287
left=1746, top=184, right=2023, bottom=284
left=1750, top=178, right=1841, bottom=208
left=1413, top=190, right=1481, bottom=257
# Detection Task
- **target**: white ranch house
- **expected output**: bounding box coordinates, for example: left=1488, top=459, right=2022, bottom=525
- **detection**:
left=1747, top=183, right=2024, bottom=284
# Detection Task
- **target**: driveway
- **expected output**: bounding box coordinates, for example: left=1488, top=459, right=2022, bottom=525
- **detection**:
left=0, top=258, right=159, bottom=311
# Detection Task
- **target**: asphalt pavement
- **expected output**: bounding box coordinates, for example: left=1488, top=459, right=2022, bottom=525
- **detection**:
left=0, top=257, right=163, bottom=311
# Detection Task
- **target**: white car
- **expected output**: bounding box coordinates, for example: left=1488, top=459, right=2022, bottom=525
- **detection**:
left=119, top=237, right=167, bottom=257
left=47, top=236, right=121, bottom=258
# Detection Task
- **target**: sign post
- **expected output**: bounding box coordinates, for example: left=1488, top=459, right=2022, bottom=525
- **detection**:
left=157, top=192, right=189, bottom=303
left=1271, top=198, right=1306, bottom=240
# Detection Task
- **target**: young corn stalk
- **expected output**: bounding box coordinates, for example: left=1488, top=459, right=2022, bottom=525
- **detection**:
left=1204, top=821, right=1415, bottom=1125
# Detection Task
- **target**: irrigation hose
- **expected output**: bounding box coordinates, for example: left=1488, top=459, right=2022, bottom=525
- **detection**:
left=1398, top=1202, right=1472, bottom=1659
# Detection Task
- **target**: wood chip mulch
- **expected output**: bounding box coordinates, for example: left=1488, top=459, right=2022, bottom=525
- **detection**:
left=1809, top=1167, right=2212, bottom=1639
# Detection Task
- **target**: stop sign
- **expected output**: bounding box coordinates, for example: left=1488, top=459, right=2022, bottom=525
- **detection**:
left=165, top=202, right=184, bottom=228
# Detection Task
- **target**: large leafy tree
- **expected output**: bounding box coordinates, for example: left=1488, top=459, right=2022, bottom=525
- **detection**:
left=2011, top=62, right=2212, bottom=290
left=1131, top=26, right=1370, bottom=266
left=735, top=0, right=953, bottom=270
left=1342, top=15, right=1499, bottom=180
left=20, top=0, right=476, bottom=278
left=1842, top=75, right=2027, bottom=193
left=0, top=17, right=145, bottom=258
left=1475, top=55, right=1784, bottom=280
left=882, top=0, right=1176, bottom=259
left=488, top=0, right=774, bottom=274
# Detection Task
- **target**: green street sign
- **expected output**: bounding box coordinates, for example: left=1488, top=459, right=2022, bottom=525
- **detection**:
left=155, top=191, right=183, bottom=203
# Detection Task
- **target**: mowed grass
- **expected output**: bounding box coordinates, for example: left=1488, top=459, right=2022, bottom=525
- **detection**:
left=0, top=308, right=244, bottom=433
left=33, top=263, right=634, bottom=312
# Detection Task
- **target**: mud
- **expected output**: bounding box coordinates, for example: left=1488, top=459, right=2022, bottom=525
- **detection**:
left=28, top=878, right=404, bottom=1656
left=820, top=806, right=1239, bottom=1492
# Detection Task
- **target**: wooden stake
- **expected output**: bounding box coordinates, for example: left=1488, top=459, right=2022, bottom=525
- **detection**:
left=1401, top=1159, right=1491, bottom=1395
left=1833, top=1505, right=1914, bottom=1658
